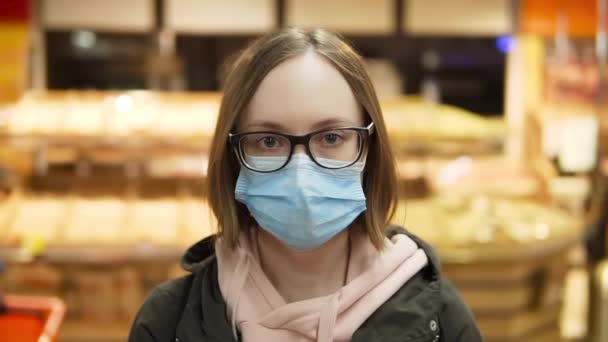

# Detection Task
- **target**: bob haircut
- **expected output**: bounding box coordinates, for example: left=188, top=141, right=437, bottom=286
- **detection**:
left=206, top=27, right=399, bottom=250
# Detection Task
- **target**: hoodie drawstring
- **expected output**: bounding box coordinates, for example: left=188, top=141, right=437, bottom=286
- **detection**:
left=317, top=291, right=341, bottom=342
left=227, top=252, right=251, bottom=339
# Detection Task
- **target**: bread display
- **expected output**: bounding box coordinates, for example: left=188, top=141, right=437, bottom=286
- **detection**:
left=155, top=101, right=218, bottom=138
left=0, top=91, right=582, bottom=264
left=6, top=100, right=64, bottom=135
left=0, top=193, right=218, bottom=249
left=382, top=98, right=508, bottom=143
left=7, top=196, right=67, bottom=243
left=0, top=192, right=17, bottom=236
left=64, top=198, right=128, bottom=244
left=63, top=100, right=105, bottom=136
left=3, top=91, right=220, bottom=140
left=181, top=198, right=216, bottom=242
left=401, top=156, right=541, bottom=198
left=401, top=196, right=581, bottom=251
left=3, top=92, right=504, bottom=149
left=127, top=199, right=179, bottom=244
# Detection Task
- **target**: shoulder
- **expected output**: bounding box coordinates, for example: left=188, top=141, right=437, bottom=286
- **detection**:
left=387, top=226, right=483, bottom=341
left=128, top=275, right=194, bottom=342
left=437, top=277, right=483, bottom=341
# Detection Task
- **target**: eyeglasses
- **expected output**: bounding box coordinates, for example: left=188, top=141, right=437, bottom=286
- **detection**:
left=228, top=122, right=374, bottom=173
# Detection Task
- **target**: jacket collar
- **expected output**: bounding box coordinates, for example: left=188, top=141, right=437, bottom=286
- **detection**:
left=387, top=225, right=442, bottom=280
left=176, top=226, right=444, bottom=342
left=180, top=234, right=217, bottom=272
left=176, top=252, right=238, bottom=341
left=353, top=226, right=444, bottom=342
left=180, top=226, right=442, bottom=279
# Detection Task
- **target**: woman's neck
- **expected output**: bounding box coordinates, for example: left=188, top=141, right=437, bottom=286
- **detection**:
left=256, top=227, right=351, bottom=303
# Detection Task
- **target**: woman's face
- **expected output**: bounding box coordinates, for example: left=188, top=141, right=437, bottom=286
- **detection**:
left=239, top=51, right=364, bottom=148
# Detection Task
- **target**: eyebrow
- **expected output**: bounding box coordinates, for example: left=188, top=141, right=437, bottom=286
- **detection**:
left=243, top=117, right=361, bottom=133
left=242, top=120, right=287, bottom=132
left=310, top=118, right=361, bottom=131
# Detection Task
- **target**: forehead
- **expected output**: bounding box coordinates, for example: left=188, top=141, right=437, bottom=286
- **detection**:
left=241, top=51, right=363, bottom=133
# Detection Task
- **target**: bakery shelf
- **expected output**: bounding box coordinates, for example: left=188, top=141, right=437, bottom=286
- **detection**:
left=436, top=230, right=582, bottom=264
left=0, top=243, right=187, bottom=265
left=59, top=319, right=131, bottom=342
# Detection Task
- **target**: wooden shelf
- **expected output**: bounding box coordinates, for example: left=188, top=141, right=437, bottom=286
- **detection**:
left=437, top=230, right=582, bottom=264
left=0, top=243, right=185, bottom=264
left=59, top=320, right=131, bottom=342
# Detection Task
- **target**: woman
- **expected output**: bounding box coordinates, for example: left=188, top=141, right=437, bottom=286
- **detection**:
left=129, top=28, right=481, bottom=342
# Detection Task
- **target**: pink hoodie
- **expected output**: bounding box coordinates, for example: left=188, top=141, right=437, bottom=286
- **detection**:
left=215, top=228, right=428, bottom=342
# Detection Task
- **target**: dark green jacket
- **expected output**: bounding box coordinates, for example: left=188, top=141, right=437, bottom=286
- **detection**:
left=129, top=227, right=482, bottom=342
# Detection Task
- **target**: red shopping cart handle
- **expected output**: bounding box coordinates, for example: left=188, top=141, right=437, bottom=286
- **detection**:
left=0, top=295, right=66, bottom=342
left=0, top=312, right=45, bottom=342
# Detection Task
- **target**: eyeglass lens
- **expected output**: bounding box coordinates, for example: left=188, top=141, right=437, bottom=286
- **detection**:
left=239, top=129, right=363, bottom=171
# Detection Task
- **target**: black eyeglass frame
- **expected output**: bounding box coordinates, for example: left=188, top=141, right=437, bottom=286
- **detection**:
left=228, top=122, right=375, bottom=173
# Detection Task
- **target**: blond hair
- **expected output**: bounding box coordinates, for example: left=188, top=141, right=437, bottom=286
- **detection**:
left=206, top=27, right=399, bottom=249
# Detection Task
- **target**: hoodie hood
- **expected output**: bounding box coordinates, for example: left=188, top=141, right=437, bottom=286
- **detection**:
left=212, top=227, right=428, bottom=342
left=180, top=234, right=217, bottom=273
left=180, top=226, right=443, bottom=276
left=131, top=226, right=482, bottom=342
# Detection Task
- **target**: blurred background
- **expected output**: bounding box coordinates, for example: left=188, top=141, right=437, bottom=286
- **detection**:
left=0, top=0, right=606, bottom=341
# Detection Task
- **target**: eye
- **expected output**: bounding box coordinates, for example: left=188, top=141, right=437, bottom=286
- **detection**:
left=258, top=135, right=281, bottom=149
left=321, top=132, right=343, bottom=145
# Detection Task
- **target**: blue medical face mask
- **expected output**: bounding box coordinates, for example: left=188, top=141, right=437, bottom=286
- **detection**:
left=234, top=154, right=367, bottom=251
